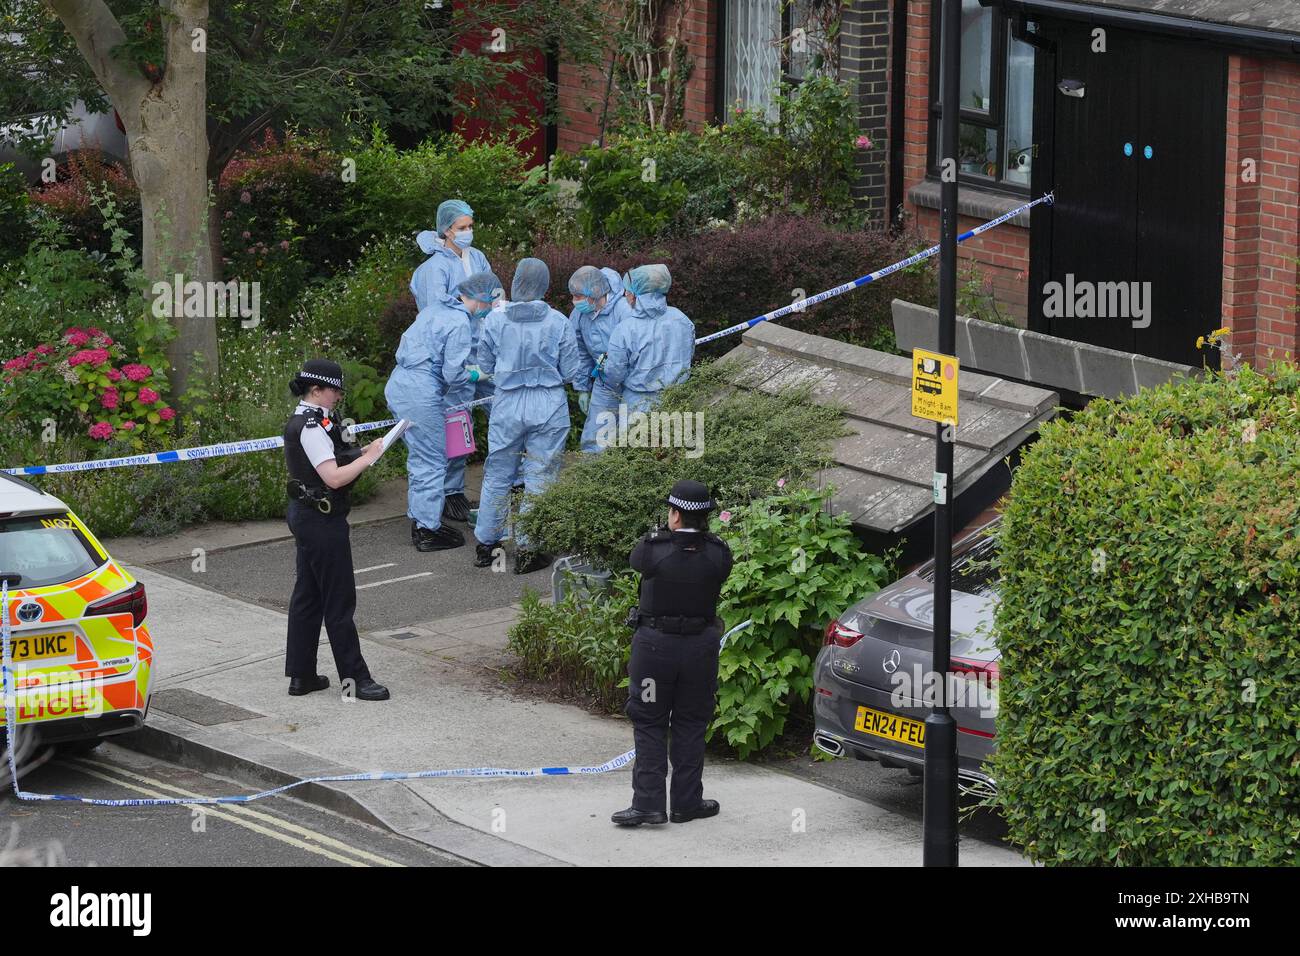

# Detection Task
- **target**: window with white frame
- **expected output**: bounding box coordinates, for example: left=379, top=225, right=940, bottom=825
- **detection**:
left=723, top=0, right=830, bottom=122
left=928, top=0, right=1035, bottom=191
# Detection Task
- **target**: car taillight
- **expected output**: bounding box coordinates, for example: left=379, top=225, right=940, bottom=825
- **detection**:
left=823, top=618, right=863, bottom=648
left=951, top=657, right=999, bottom=684
left=86, top=581, right=147, bottom=628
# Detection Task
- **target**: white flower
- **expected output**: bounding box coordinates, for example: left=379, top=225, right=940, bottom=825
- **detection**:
left=1241, top=419, right=1257, bottom=444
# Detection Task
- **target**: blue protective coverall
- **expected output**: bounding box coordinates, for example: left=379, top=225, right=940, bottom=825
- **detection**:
left=383, top=303, right=473, bottom=532
left=599, top=293, right=695, bottom=415
left=570, top=267, right=633, bottom=453
left=473, top=300, right=584, bottom=549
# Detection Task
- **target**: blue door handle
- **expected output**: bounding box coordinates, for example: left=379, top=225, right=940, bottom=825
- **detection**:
left=1124, top=142, right=1133, bottom=156
left=1144, top=145, right=1153, bottom=159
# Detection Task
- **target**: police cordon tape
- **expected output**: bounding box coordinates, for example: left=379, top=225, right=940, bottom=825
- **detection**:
left=3, top=193, right=1051, bottom=479
left=0, top=589, right=752, bottom=808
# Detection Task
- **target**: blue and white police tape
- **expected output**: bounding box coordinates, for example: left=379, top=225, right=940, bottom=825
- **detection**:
left=569, top=193, right=1051, bottom=382
left=4, top=194, right=1051, bottom=478
left=692, top=191, right=1054, bottom=347
left=1, top=585, right=754, bottom=808
left=2, top=418, right=397, bottom=478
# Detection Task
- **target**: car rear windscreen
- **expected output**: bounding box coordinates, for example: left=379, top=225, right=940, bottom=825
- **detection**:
left=919, top=533, right=999, bottom=596
left=0, top=514, right=104, bottom=589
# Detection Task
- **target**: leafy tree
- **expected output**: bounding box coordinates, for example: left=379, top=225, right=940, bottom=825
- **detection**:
left=0, top=0, right=603, bottom=398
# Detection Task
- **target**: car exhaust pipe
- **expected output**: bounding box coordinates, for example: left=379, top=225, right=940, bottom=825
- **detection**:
left=813, top=732, right=844, bottom=757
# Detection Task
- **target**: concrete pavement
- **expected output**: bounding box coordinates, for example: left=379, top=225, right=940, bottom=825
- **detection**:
left=111, top=562, right=1027, bottom=867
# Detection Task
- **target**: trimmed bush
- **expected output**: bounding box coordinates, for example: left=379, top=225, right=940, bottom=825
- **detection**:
left=991, top=364, right=1300, bottom=865
left=516, top=359, right=849, bottom=571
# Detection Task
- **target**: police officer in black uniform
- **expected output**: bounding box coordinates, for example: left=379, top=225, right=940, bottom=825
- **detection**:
left=283, top=359, right=390, bottom=701
left=612, top=479, right=733, bottom=826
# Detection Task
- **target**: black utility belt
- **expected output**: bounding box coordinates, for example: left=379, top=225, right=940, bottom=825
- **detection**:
left=636, top=614, right=716, bottom=635
left=287, top=479, right=346, bottom=515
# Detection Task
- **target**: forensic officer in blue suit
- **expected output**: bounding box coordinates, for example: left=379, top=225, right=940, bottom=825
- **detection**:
left=567, top=265, right=632, bottom=453
left=383, top=299, right=475, bottom=552
left=600, top=264, right=695, bottom=415
left=472, top=258, right=584, bottom=575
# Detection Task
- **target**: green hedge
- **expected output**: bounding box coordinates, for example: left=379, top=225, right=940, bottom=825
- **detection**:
left=516, top=359, right=850, bottom=571
left=991, top=364, right=1300, bottom=865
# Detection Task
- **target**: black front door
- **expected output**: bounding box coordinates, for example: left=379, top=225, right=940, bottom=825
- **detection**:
left=1029, top=22, right=1226, bottom=368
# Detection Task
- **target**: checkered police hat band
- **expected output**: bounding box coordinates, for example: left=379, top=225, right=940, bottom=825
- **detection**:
left=300, top=371, right=343, bottom=388
left=668, top=494, right=711, bottom=511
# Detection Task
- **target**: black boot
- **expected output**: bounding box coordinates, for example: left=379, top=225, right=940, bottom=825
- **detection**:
left=413, top=524, right=465, bottom=552
left=514, top=549, right=552, bottom=575
left=352, top=678, right=390, bottom=701
left=670, top=799, right=720, bottom=823
left=288, top=675, right=329, bottom=696
left=443, top=493, right=474, bottom=523
left=474, top=542, right=501, bottom=568
left=611, top=807, right=668, bottom=827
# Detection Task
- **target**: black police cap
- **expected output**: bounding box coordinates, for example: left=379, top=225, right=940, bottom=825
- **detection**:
left=297, top=358, right=345, bottom=391
left=665, top=479, right=715, bottom=512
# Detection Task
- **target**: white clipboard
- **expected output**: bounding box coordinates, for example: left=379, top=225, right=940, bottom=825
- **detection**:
left=380, top=419, right=412, bottom=455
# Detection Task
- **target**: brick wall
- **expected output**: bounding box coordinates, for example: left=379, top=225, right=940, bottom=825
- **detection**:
left=903, top=0, right=1030, bottom=322
left=840, top=0, right=892, bottom=223
left=555, top=0, right=717, bottom=155
left=1223, top=54, right=1300, bottom=369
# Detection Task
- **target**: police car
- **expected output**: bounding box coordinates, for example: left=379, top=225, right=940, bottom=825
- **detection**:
left=0, top=473, right=153, bottom=752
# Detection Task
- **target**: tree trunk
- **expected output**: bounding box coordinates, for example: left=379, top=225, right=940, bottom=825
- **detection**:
left=46, top=0, right=217, bottom=403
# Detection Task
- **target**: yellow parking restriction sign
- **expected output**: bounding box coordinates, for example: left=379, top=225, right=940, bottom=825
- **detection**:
left=911, top=348, right=959, bottom=424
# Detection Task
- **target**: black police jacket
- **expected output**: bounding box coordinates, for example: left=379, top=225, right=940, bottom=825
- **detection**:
left=630, top=528, right=733, bottom=619
left=283, top=406, right=363, bottom=511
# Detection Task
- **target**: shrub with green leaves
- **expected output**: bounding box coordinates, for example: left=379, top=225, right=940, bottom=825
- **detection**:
left=343, top=128, right=546, bottom=257
left=516, top=360, right=850, bottom=570
left=711, top=485, right=896, bottom=757
left=991, top=364, right=1300, bottom=865
left=508, top=574, right=641, bottom=712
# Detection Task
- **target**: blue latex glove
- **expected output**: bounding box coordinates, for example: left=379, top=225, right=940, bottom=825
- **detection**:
left=467, top=364, right=484, bottom=383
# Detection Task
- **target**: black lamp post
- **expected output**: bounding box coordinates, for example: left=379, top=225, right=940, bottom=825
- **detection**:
left=923, top=0, right=962, bottom=868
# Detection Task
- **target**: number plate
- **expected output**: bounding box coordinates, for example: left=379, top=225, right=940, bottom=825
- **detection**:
left=10, top=632, right=74, bottom=663
left=854, top=705, right=926, bottom=748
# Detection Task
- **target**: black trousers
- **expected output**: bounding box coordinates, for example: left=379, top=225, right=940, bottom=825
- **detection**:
left=284, top=500, right=371, bottom=682
left=624, top=622, right=721, bottom=813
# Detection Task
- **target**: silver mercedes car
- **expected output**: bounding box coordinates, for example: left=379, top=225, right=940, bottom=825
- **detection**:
left=812, top=519, right=1001, bottom=795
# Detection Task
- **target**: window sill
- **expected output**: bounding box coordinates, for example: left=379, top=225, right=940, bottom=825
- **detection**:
left=907, top=180, right=1032, bottom=228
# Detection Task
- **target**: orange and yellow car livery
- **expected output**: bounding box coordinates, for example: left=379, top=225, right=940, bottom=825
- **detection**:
left=1, top=508, right=153, bottom=743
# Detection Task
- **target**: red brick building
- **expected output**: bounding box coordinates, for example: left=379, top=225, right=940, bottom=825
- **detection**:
left=548, top=1, right=1300, bottom=370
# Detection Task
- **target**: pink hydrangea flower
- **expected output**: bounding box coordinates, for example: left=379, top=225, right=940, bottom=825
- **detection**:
left=68, top=348, right=109, bottom=367
left=35, top=344, right=54, bottom=355
left=3, top=356, right=29, bottom=372
left=119, top=420, right=136, bottom=431
left=106, top=368, right=122, bottom=382
left=138, top=387, right=159, bottom=404
left=64, top=330, right=91, bottom=347
left=158, top=406, right=176, bottom=421
left=88, top=422, right=114, bottom=440
left=855, top=135, right=873, bottom=149
left=719, top=510, right=732, bottom=524
left=100, top=388, right=119, bottom=410
left=87, top=327, right=103, bottom=336
left=122, top=363, right=152, bottom=382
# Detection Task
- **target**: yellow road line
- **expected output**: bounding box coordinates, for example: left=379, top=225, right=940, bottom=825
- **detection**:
left=67, top=759, right=398, bottom=868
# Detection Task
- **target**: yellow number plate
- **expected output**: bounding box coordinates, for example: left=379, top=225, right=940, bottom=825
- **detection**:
left=855, top=705, right=926, bottom=748
left=10, top=632, right=74, bottom=663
